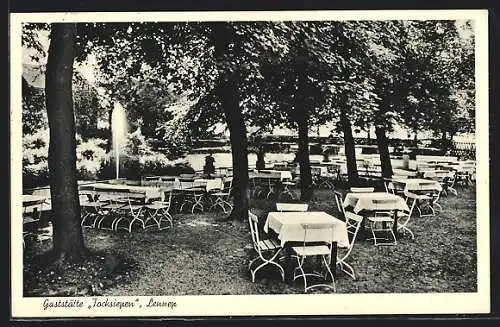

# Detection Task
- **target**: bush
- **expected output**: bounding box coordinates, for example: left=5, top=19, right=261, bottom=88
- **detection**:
left=76, top=138, right=107, bottom=180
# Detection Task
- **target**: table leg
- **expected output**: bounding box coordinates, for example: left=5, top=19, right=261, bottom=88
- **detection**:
left=331, top=241, right=338, bottom=279
left=284, top=244, right=293, bottom=284
left=393, top=210, right=399, bottom=236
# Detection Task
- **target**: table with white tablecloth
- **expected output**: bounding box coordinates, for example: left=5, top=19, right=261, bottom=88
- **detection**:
left=343, top=192, right=409, bottom=237
left=264, top=211, right=349, bottom=280
left=343, top=192, right=409, bottom=214
left=391, top=178, right=443, bottom=193
left=79, top=183, right=165, bottom=203
left=264, top=211, right=349, bottom=247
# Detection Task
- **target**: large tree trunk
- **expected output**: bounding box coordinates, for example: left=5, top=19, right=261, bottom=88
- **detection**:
left=296, top=111, right=313, bottom=201
left=45, top=23, right=86, bottom=264
left=213, top=22, right=249, bottom=221
left=219, top=79, right=249, bottom=221
left=340, top=108, right=359, bottom=186
left=375, top=125, right=393, bottom=178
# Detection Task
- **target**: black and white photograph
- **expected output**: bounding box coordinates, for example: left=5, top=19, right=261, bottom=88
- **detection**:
left=10, top=9, right=489, bottom=317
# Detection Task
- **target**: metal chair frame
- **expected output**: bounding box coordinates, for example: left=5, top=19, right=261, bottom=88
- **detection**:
left=143, top=190, right=174, bottom=230
left=337, top=211, right=363, bottom=279
left=366, top=199, right=398, bottom=246
left=292, top=223, right=336, bottom=293
left=209, top=177, right=233, bottom=213
left=247, top=211, right=285, bottom=283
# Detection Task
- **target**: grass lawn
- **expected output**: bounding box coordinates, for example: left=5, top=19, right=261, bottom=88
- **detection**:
left=23, top=184, right=477, bottom=296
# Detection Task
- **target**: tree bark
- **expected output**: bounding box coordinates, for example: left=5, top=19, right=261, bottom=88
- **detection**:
left=340, top=108, right=359, bottom=186
left=45, top=23, right=86, bottom=264
left=219, top=79, right=249, bottom=221
left=212, top=22, right=249, bottom=221
left=375, top=125, right=394, bottom=178
left=297, top=111, right=313, bottom=201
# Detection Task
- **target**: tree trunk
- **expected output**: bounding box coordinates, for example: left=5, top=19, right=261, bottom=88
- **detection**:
left=413, top=130, right=418, bottom=148
left=219, top=79, right=249, bottom=221
left=340, top=108, right=359, bottom=186
left=213, top=22, right=249, bottom=221
left=45, top=23, right=86, bottom=264
left=375, top=125, right=394, bottom=178
left=297, top=112, right=313, bottom=201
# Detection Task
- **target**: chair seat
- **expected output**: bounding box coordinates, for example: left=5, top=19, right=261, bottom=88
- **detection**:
left=210, top=192, right=229, bottom=196
left=413, top=194, right=432, bottom=200
left=367, top=216, right=394, bottom=223
left=144, top=202, right=170, bottom=210
left=292, top=245, right=331, bottom=256
left=101, top=203, right=127, bottom=210
left=258, top=238, right=281, bottom=251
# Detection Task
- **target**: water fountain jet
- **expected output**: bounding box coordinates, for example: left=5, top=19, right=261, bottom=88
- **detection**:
left=111, top=102, right=128, bottom=180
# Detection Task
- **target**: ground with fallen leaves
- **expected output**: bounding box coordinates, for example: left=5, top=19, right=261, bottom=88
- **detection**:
left=23, top=183, right=477, bottom=296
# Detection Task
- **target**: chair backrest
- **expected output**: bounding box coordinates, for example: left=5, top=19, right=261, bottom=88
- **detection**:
left=334, top=191, right=345, bottom=216
left=299, top=223, right=334, bottom=249
left=276, top=202, right=308, bottom=212
left=179, top=177, right=194, bottom=189
left=342, top=211, right=364, bottom=255
left=350, top=187, right=375, bottom=193
left=223, top=176, right=233, bottom=190
left=371, top=198, right=398, bottom=217
left=402, top=190, right=420, bottom=217
left=311, top=167, right=322, bottom=176
left=247, top=210, right=260, bottom=249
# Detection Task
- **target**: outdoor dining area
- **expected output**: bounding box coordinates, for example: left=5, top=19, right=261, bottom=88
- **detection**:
left=21, top=151, right=477, bottom=294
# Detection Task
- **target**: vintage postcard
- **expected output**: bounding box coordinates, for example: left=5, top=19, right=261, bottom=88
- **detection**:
left=10, top=9, right=489, bottom=318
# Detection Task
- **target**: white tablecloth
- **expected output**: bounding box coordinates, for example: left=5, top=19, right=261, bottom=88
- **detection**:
left=343, top=192, right=409, bottom=214
left=79, top=183, right=163, bottom=200
left=422, top=170, right=454, bottom=180
left=391, top=178, right=443, bottom=192
left=264, top=211, right=349, bottom=247
left=392, top=169, right=418, bottom=177
left=251, top=170, right=292, bottom=181
left=192, top=178, right=224, bottom=191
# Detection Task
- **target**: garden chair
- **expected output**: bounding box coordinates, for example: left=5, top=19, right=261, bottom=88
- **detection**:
left=178, top=177, right=205, bottom=213
left=292, top=223, right=336, bottom=293
left=112, top=192, right=147, bottom=232
left=336, top=211, right=363, bottom=279
left=311, top=167, right=323, bottom=187
left=251, top=177, right=267, bottom=198
left=143, top=190, right=174, bottom=230
left=79, top=191, right=100, bottom=228
left=350, top=187, right=375, bottom=193
left=414, top=183, right=442, bottom=217
left=209, top=176, right=233, bottom=213
left=366, top=199, right=397, bottom=246
left=382, top=178, right=396, bottom=194
left=441, top=171, right=458, bottom=196
left=95, top=192, right=129, bottom=230
left=276, top=202, right=308, bottom=212
left=95, top=191, right=143, bottom=232
left=334, top=190, right=346, bottom=216
left=247, top=210, right=285, bottom=283
left=395, top=190, right=421, bottom=240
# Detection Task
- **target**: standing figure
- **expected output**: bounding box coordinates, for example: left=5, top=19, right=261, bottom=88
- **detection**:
left=204, top=152, right=216, bottom=176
